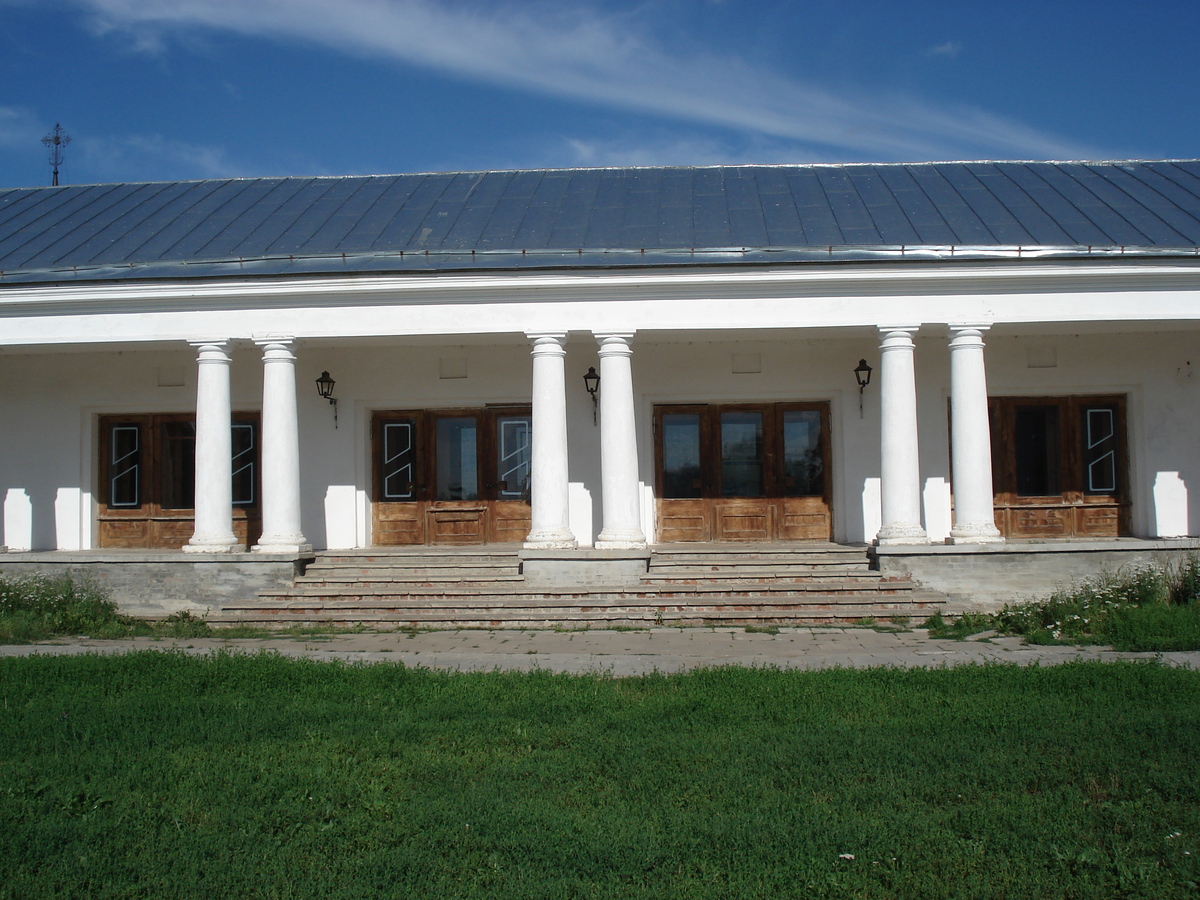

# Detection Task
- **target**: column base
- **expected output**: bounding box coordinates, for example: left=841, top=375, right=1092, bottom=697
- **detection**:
left=524, top=529, right=578, bottom=550
left=949, top=523, right=1005, bottom=544
left=875, top=523, right=929, bottom=546
left=253, top=537, right=312, bottom=555
left=595, top=529, right=647, bottom=550
left=183, top=536, right=242, bottom=554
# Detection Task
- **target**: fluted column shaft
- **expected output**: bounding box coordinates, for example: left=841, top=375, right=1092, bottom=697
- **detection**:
left=185, top=340, right=239, bottom=552
left=877, top=326, right=928, bottom=544
left=524, top=333, right=576, bottom=548
left=594, top=332, right=646, bottom=548
left=253, top=339, right=310, bottom=554
left=948, top=325, right=1004, bottom=543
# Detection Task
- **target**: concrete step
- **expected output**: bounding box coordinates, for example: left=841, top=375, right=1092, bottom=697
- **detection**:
left=212, top=593, right=945, bottom=627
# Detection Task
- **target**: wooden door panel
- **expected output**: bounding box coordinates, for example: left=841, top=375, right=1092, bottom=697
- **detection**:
left=427, top=506, right=487, bottom=544
left=713, top=500, right=771, bottom=541
left=99, top=519, right=150, bottom=548
left=490, top=501, right=531, bottom=543
left=777, top=497, right=831, bottom=540
left=1010, top=506, right=1071, bottom=537
left=657, top=499, right=710, bottom=542
left=1075, top=505, right=1122, bottom=537
left=374, top=503, right=424, bottom=545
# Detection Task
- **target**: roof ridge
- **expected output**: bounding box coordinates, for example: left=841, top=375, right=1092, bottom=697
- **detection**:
left=5, top=160, right=1200, bottom=192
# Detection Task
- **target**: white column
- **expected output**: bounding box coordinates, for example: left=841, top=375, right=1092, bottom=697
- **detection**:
left=524, top=332, right=576, bottom=549
left=594, top=332, right=646, bottom=548
left=948, top=325, right=1004, bottom=543
left=253, top=339, right=310, bottom=554
left=876, top=326, right=928, bottom=545
left=185, top=340, right=240, bottom=553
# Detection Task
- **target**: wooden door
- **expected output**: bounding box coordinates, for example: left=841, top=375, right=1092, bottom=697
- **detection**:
left=372, top=407, right=532, bottom=545
left=654, top=403, right=832, bottom=542
left=989, top=395, right=1129, bottom=538
left=97, top=413, right=260, bottom=549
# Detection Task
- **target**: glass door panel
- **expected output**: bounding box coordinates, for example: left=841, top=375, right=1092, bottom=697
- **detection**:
left=719, top=411, right=764, bottom=498
left=1014, top=405, right=1060, bottom=497
left=781, top=410, right=824, bottom=496
left=435, top=417, right=479, bottom=501
left=381, top=419, right=418, bottom=501
left=108, top=424, right=142, bottom=508
left=662, top=413, right=703, bottom=498
left=159, top=420, right=196, bottom=510
left=494, top=415, right=531, bottom=500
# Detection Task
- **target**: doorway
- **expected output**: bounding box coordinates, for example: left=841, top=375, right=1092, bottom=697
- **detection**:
left=372, top=407, right=532, bottom=545
left=654, top=402, right=832, bottom=542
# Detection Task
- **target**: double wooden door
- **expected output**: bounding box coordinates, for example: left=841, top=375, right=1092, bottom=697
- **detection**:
left=989, top=395, right=1129, bottom=538
left=655, top=402, right=832, bottom=542
left=372, top=407, right=532, bottom=545
left=97, top=413, right=260, bottom=549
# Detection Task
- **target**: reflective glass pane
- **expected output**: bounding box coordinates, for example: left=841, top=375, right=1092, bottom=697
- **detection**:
left=231, top=422, right=256, bottom=506
left=1083, top=406, right=1117, bottom=494
left=159, top=421, right=196, bottom=510
left=721, top=411, right=763, bottom=498
left=662, top=413, right=702, bottom=498
left=109, top=425, right=141, bottom=508
left=495, top=416, right=531, bottom=499
left=436, top=417, right=478, bottom=501
left=782, top=410, right=823, bottom=496
left=381, top=420, right=418, bottom=501
left=1014, top=406, right=1060, bottom=496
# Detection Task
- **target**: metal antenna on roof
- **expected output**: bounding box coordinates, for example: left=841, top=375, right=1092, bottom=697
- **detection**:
left=41, top=124, right=71, bottom=186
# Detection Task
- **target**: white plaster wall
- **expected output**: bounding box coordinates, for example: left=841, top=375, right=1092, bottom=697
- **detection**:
left=3, top=326, right=1199, bottom=551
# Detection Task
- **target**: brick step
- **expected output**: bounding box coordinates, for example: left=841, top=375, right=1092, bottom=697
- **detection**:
left=258, top=579, right=922, bottom=602
left=314, top=550, right=521, bottom=564
left=641, top=568, right=872, bottom=581
left=212, top=595, right=945, bottom=627
left=295, top=573, right=526, bottom=586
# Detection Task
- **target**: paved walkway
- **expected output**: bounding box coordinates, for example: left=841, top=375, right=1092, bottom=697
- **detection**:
left=3, top=627, right=1197, bottom=675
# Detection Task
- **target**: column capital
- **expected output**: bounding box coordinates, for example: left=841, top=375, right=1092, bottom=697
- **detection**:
left=188, top=338, right=231, bottom=353
left=594, top=332, right=635, bottom=357
left=877, top=325, right=920, bottom=347
left=948, top=324, right=991, bottom=348
left=254, top=336, right=297, bottom=355
left=526, top=333, right=569, bottom=356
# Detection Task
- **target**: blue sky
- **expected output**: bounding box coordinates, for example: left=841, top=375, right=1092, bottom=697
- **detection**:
left=2, top=0, right=1198, bottom=187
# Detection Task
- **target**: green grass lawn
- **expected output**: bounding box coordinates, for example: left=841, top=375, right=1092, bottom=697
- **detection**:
left=2, top=653, right=1198, bottom=899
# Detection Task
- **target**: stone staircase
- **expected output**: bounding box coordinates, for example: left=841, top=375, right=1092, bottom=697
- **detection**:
left=212, top=543, right=947, bottom=628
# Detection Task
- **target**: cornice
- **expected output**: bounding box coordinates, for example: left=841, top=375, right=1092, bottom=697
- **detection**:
left=1, top=259, right=1199, bottom=319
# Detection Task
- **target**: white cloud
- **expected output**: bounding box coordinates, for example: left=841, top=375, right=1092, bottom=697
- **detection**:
left=0, top=106, right=47, bottom=150
left=78, top=133, right=241, bottom=180
left=926, top=41, right=962, bottom=58
left=67, top=0, right=1099, bottom=161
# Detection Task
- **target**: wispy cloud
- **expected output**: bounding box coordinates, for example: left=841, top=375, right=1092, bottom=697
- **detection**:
left=78, top=133, right=243, bottom=181
left=926, top=41, right=962, bottom=58
left=0, top=106, right=47, bottom=150
left=68, top=0, right=1099, bottom=161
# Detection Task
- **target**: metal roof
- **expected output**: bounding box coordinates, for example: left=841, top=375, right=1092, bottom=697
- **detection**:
left=2, top=160, right=1200, bottom=286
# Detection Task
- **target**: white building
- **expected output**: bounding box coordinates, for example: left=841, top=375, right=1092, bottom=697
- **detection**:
left=2, top=161, right=1199, bottom=615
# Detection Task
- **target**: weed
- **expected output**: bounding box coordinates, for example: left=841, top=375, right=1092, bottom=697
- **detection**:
left=743, top=624, right=779, bottom=635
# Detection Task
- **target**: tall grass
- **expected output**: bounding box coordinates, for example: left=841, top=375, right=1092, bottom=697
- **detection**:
left=1, top=653, right=1197, bottom=899
left=927, top=555, right=1200, bottom=651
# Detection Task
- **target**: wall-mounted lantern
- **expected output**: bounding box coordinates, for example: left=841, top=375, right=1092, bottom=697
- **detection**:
left=583, top=366, right=600, bottom=425
left=854, top=358, right=872, bottom=419
left=316, top=370, right=338, bottom=428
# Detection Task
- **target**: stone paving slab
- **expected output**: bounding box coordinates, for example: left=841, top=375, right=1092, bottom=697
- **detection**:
left=2, top=627, right=1197, bottom=676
